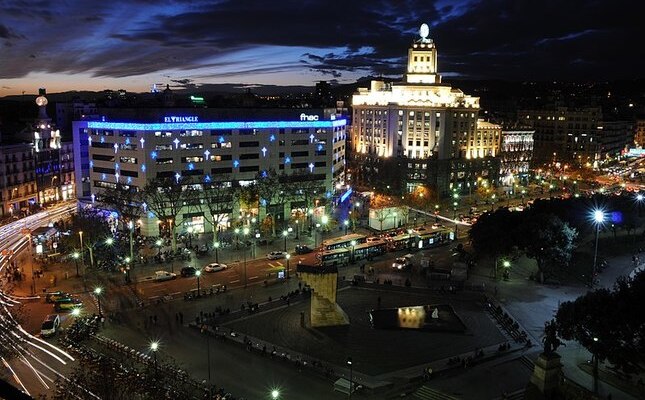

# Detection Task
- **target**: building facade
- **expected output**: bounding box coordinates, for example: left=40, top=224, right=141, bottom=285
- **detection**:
left=634, top=120, right=645, bottom=147
left=499, top=129, right=534, bottom=186
left=0, top=143, right=37, bottom=217
left=350, top=24, right=498, bottom=197
left=73, top=108, right=346, bottom=236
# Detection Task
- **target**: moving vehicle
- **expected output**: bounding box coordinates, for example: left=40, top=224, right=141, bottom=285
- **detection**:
left=266, top=251, right=288, bottom=260
left=40, top=314, right=60, bottom=337
left=154, top=271, right=177, bottom=282
left=204, top=262, right=228, bottom=273
left=392, top=254, right=413, bottom=270
left=180, top=266, right=197, bottom=277
left=295, top=245, right=313, bottom=254
left=54, top=298, right=82, bottom=312
left=45, top=291, right=70, bottom=303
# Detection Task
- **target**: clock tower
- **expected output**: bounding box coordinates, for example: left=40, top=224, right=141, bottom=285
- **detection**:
left=32, top=88, right=63, bottom=204
left=405, top=23, right=441, bottom=84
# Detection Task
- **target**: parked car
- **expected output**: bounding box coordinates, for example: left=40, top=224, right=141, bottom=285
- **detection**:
left=295, top=245, right=313, bottom=255
left=54, top=298, right=82, bottom=312
left=204, top=263, right=228, bottom=273
left=154, top=271, right=177, bottom=282
left=40, top=314, right=60, bottom=337
left=266, top=251, right=287, bottom=260
left=45, top=291, right=70, bottom=303
left=180, top=266, right=197, bottom=277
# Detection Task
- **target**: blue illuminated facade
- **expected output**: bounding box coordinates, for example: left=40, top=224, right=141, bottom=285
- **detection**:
left=73, top=108, right=347, bottom=236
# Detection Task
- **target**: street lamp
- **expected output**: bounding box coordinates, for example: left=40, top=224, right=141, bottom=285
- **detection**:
left=393, top=212, right=398, bottom=229
left=214, top=241, right=220, bottom=263
left=243, top=227, right=249, bottom=288
left=637, top=193, right=644, bottom=217
left=71, top=307, right=81, bottom=318
left=285, top=254, right=291, bottom=280
left=128, top=220, right=134, bottom=263
left=592, top=337, right=599, bottom=394
left=350, top=240, right=357, bottom=263
left=315, top=223, right=321, bottom=248
left=195, top=270, right=202, bottom=296
left=591, top=209, right=604, bottom=287
left=124, top=256, right=131, bottom=283
left=282, top=230, right=288, bottom=252
left=78, top=231, right=84, bottom=266
left=72, top=251, right=80, bottom=277
left=407, top=229, right=414, bottom=250
left=271, top=389, right=280, bottom=399
left=105, top=237, right=114, bottom=246
left=93, top=287, right=103, bottom=316
left=347, top=356, right=353, bottom=399
left=255, top=233, right=260, bottom=258
left=343, top=219, right=349, bottom=235
left=150, top=341, right=159, bottom=375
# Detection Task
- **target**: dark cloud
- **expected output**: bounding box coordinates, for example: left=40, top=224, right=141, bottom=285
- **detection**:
left=0, top=23, right=21, bottom=39
left=0, top=0, right=642, bottom=91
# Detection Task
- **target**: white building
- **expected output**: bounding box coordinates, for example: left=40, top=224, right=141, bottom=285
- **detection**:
left=350, top=24, right=497, bottom=196
left=73, top=108, right=346, bottom=236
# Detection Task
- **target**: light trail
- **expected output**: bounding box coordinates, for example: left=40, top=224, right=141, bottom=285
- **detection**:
left=2, top=356, right=30, bottom=396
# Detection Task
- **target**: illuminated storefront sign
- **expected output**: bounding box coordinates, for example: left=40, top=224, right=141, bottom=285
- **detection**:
left=87, top=119, right=346, bottom=131
left=299, top=113, right=319, bottom=121
left=164, top=116, right=199, bottom=123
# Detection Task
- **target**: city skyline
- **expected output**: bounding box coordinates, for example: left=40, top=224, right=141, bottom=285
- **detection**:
left=0, top=0, right=641, bottom=97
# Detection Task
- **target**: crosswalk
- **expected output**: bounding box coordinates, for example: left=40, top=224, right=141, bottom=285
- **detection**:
left=413, top=385, right=461, bottom=400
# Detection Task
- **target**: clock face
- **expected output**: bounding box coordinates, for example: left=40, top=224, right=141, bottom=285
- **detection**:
left=35, top=96, right=48, bottom=106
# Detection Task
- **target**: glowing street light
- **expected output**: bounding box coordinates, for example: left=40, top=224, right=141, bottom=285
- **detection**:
left=105, top=237, right=114, bottom=246
left=591, top=209, right=605, bottom=287
left=214, top=241, right=220, bottom=263
left=71, top=307, right=81, bottom=317
left=195, top=270, right=202, bottom=296
left=343, top=219, right=349, bottom=235
left=150, top=340, right=160, bottom=374
left=93, top=287, right=103, bottom=316
left=72, top=251, right=80, bottom=277
left=270, top=389, right=280, bottom=399
left=282, top=230, right=288, bottom=252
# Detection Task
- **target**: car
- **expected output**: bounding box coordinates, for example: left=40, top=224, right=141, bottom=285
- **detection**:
left=204, top=263, right=228, bottom=273
left=180, top=266, right=197, bottom=277
left=392, top=254, right=413, bottom=270
left=45, top=291, right=70, bottom=303
left=295, top=245, right=313, bottom=255
left=266, top=251, right=287, bottom=260
left=40, top=314, right=60, bottom=338
left=54, top=298, right=82, bottom=312
left=154, top=271, right=177, bottom=282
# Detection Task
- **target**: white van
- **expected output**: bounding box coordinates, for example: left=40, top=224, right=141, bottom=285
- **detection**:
left=41, top=314, right=60, bottom=337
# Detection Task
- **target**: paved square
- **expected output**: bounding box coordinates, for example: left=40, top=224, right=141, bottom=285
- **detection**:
left=226, top=287, right=506, bottom=375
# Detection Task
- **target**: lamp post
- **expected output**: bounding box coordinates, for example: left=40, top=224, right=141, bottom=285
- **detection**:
left=315, top=223, right=321, bottom=248
left=347, top=356, right=353, bottom=399
left=407, top=229, right=414, bottom=250
left=214, top=241, right=220, bottom=263
left=343, top=219, right=349, bottom=235
left=255, top=233, right=260, bottom=258
left=350, top=240, right=357, bottom=263
left=78, top=231, right=84, bottom=266
left=490, top=194, right=496, bottom=211
left=637, top=193, right=644, bottom=217
left=200, top=325, right=211, bottom=389
left=285, top=254, right=291, bottom=281
left=195, top=270, right=201, bottom=297
left=128, top=220, right=134, bottom=263
left=124, top=256, right=131, bottom=283
left=150, top=341, right=159, bottom=376
left=393, top=212, right=398, bottom=229
left=592, top=210, right=604, bottom=288
left=93, top=287, right=103, bottom=316
left=592, top=337, right=599, bottom=394
left=243, top=227, right=249, bottom=288
left=282, top=230, right=288, bottom=252
left=72, top=251, right=80, bottom=277
left=271, top=389, right=280, bottom=400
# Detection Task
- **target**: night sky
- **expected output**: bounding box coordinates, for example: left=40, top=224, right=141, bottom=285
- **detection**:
left=0, top=0, right=641, bottom=96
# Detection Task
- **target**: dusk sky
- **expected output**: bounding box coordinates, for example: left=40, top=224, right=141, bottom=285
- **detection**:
left=0, top=0, right=640, bottom=97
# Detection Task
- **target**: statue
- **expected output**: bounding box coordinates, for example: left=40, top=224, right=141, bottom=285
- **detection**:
left=431, top=308, right=439, bottom=319
left=542, top=320, right=564, bottom=355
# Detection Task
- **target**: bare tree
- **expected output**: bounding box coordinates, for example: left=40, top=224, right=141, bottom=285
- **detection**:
left=143, top=177, right=191, bottom=251
left=191, top=177, right=236, bottom=246
left=99, top=183, right=144, bottom=229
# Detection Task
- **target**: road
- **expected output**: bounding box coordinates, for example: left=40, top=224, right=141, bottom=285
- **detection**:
left=0, top=201, right=91, bottom=399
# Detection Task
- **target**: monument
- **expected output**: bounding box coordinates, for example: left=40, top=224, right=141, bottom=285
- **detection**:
left=525, top=320, right=565, bottom=399
left=296, top=264, right=349, bottom=327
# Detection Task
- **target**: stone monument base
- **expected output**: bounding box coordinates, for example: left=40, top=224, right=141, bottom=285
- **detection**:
left=525, top=353, right=563, bottom=400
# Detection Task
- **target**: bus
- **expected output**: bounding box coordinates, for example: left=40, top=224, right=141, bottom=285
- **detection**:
left=318, top=248, right=351, bottom=267
left=322, top=234, right=368, bottom=251
left=416, top=228, right=451, bottom=249
left=353, top=240, right=388, bottom=261
left=387, top=234, right=414, bottom=251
